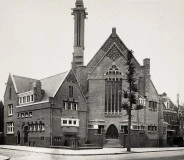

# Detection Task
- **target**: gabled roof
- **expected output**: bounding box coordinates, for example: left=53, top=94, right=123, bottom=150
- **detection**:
left=87, top=28, right=141, bottom=73
left=12, top=75, right=37, bottom=94
left=11, top=71, right=69, bottom=102
left=150, top=79, right=159, bottom=96
left=87, top=29, right=128, bottom=71
left=30, top=71, right=69, bottom=101
left=170, top=100, right=178, bottom=112
left=89, top=43, right=127, bottom=75
left=162, top=95, right=178, bottom=112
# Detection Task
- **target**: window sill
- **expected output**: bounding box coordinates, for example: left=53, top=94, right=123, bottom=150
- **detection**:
left=149, top=110, right=157, bottom=112
left=7, top=114, right=13, bottom=117
left=6, top=133, right=14, bottom=135
left=18, top=116, right=32, bottom=119
left=147, top=131, right=157, bottom=134
left=61, top=125, right=79, bottom=127
left=28, top=130, right=45, bottom=133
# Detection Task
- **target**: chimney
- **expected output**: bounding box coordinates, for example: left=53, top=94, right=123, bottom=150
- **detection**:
left=112, top=28, right=117, bottom=37
left=34, top=80, right=44, bottom=102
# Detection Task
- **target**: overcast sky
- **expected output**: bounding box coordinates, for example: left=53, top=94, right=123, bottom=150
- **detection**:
left=0, top=0, right=184, bottom=105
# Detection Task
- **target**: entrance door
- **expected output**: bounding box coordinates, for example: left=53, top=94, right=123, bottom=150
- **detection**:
left=17, top=131, right=20, bottom=144
left=24, top=126, right=28, bottom=144
left=106, top=124, right=118, bottom=139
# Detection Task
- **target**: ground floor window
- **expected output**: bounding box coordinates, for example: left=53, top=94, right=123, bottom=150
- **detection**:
left=148, top=125, right=157, bottom=133
left=28, top=122, right=45, bottom=132
left=7, top=122, right=14, bottom=134
left=97, top=125, right=105, bottom=134
left=121, top=125, right=128, bottom=134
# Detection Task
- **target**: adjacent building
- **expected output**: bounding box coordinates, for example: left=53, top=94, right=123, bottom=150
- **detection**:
left=0, top=101, right=4, bottom=144
left=178, top=104, right=184, bottom=137
left=160, top=93, right=179, bottom=136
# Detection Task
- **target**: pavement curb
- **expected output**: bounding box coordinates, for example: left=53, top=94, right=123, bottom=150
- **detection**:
left=0, top=147, right=184, bottom=156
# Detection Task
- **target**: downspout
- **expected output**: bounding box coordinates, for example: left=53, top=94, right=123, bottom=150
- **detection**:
left=49, top=97, right=54, bottom=146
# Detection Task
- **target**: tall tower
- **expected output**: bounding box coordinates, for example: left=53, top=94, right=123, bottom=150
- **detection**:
left=72, top=0, right=87, bottom=72
left=72, top=0, right=87, bottom=71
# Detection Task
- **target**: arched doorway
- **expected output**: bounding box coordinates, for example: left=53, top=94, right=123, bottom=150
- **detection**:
left=17, top=131, right=20, bottom=144
left=106, top=124, right=119, bottom=139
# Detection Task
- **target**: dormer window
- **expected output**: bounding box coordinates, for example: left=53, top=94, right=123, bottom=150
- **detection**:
left=18, top=91, right=34, bottom=105
left=31, top=95, right=34, bottom=102
left=23, top=97, right=26, bottom=103
left=27, top=96, right=30, bottom=102
left=19, top=97, right=22, bottom=104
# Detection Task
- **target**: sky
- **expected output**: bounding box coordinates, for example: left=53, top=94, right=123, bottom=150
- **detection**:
left=0, top=0, right=184, bottom=105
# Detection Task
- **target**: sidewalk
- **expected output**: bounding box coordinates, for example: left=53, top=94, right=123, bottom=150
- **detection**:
left=0, top=145, right=184, bottom=156
left=0, top=155, right=9, bottom=160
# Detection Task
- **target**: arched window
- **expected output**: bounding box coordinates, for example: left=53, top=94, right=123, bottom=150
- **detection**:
left=105, top=65, right=122, bottom=115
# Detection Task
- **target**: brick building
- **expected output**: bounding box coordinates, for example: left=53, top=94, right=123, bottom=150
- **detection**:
left=178, top=104, right=184, bottom=137
left=0, top=101, right=4, bottom=144
left=4, top=0, right=167, bottom=148
left=4, top=70, right=87, bottom=147
left=159, top=92, right=181, bottom=146
left=160, top=93, right=179, bottom=136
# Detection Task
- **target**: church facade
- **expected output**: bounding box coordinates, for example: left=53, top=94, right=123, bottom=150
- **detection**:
left=4, top=0, right=166, bottom=148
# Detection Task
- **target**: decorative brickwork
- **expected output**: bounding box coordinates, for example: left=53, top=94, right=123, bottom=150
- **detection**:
left=66, top=74, right=76, bottom=83
left=101, top=36, right=127, bottom=53
left=106, top=44, right=122, bottom=61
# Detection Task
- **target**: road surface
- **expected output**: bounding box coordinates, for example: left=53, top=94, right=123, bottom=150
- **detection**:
left=0, top=148, right=184, bottom=160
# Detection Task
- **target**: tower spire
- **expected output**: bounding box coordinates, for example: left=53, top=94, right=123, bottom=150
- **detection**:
left=76, top=0, right=84, bottom=7
left=72, top=0, right=87, bottom=72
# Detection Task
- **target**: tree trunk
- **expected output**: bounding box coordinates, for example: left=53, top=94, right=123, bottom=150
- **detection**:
left=127, top=105, right=132, bottom=152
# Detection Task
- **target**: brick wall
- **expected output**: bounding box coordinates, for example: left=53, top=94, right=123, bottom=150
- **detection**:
left=53, top=71, right=87, bottom=146
left=4, top=75, right=18, bottom=145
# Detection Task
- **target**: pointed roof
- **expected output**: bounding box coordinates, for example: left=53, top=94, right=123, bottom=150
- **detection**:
left=87, top=28, right=142, bottom=74
left=10, top=71, right=69, bottom=102
left=30, top=71, right=69, bottom=101
left=87, top=28, right=129, bottom=72
left=76, top=0, right=84, bottom=7
left=12, top=75, right=37, bottom=93
left=100, top=28, right=128, bottom=53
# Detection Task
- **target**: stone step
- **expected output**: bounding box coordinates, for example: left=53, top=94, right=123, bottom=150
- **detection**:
left=104, top=139, right=122, bottom=148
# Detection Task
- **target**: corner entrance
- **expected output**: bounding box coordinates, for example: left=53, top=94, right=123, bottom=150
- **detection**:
left=106, top=124, right=118, bottom=139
